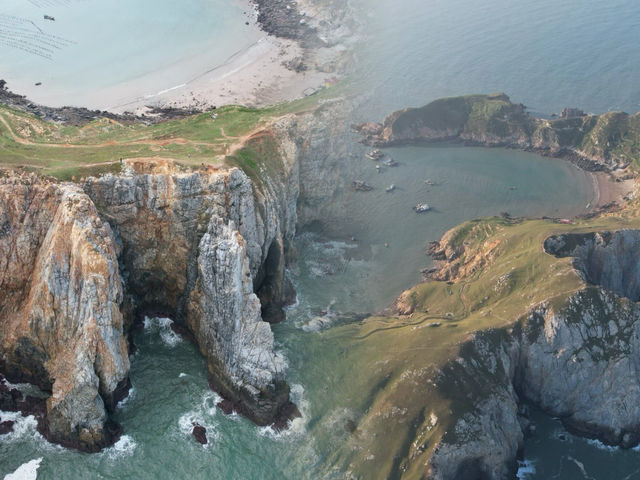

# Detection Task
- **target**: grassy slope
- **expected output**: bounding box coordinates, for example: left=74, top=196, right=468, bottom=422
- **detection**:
left=316, top=203, right=640, bottom=478
left=0, top=84, right=346, bottom=180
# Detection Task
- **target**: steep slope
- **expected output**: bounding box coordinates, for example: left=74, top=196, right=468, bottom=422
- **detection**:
left=0, top=174, right=129, bottom=451
left=83, top=160, right=298, bottom=426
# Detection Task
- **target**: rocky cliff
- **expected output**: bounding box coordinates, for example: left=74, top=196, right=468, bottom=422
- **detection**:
left=0, top=174, right=129, bottom=451
left=355, top=93, right=640, bottom=172
left=0, top=99, right=357, bottom=450
left=0, top=161, right=299, bottom=448
left=83, top=159, right=299, bottom=427
left=419, top=228, right=640, bottom=479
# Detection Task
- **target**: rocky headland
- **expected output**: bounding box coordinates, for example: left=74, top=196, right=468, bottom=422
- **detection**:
left=0, top=97, right=358, bottom=450
left=318, top=95, right=640, bottom=479
left=354, top=93, right=640, bottom=175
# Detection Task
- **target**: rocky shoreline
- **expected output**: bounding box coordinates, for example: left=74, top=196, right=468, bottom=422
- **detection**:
left=354, top=93, right=640, bottom=176
left=0, top=79, right=201, bottom=126
left=0, top=98, right=356, bottom=451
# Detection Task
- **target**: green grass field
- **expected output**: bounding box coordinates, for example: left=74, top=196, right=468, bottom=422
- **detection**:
left=0, top=82, right=350, bottom=180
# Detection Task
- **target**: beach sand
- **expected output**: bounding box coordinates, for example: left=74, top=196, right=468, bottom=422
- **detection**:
left=590, top=171, right=635, bottom=209
left=108, top=35, right=330, bottom=115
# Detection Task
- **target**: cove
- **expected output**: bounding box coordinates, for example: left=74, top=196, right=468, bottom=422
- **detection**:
left=0, top=145, right=594, bottom=479
left=0, top=0, right=260, bottom=109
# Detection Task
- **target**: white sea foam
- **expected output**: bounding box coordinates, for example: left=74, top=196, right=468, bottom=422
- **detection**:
left=3, top=458, right=42, bottom=480
left=516, top=459, right=536, bottom=479
left=177, top=391, right=222, bottom=447
left=104, top=435, right=137, bottom=460
left=143, top=317, right=183, bottom=347
left=586, top=438, right=618, bottom=452
left=116, top=386, right=135, bottom=409
left=257, top=383, right=309, bottom=440
left=0, top=411, right=42, bottom=445
left=179, top=373, right=188, bottom=378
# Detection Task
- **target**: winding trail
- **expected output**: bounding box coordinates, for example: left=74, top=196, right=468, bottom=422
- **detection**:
left=0, top=112, right=273, bottom=167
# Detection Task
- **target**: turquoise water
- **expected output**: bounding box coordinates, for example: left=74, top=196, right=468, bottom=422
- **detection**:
left=0, top=146, right=593, bottom=479
left=0, top=0, right=260, bottom=109
left=2, top=0, right=640, bottom=478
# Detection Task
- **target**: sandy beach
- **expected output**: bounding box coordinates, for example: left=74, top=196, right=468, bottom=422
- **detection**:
left=0, top=0, right=339, bottom=114
left=108, top=35, right=330, bottom=114
left=590, top=171, right=635, bottom=209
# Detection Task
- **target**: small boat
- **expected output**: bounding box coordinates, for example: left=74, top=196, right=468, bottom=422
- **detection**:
left=44, top=15, right=55, bottom=21
left=424, top=179, right=437, bottom=186
left=352, top=180, right=373, bottom=191
left=366, top=149, right=384, bottom=161
left=383, top=157, right=398, bottom=167
left=414, top=203, right=431, bottom=213
left=385, top=184, right=395, bottom=192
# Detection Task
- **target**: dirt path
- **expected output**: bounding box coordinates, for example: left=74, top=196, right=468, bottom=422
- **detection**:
left=0, top=113, right=243, bottom=150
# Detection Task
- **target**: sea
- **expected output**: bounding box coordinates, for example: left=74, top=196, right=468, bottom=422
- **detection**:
left=1, top=0, right=639, bottom=478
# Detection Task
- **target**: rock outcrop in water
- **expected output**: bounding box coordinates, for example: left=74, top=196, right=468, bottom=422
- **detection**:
left=355, top=93, right=640, bottom=172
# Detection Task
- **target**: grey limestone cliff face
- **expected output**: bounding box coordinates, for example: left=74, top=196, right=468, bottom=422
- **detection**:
left=429, top=331, right=522, bottom=480
left=279, top=100, right=363, bottom=226
left=517, top=289, right=640, bottom=447
left=427, top=231, right=640, bottom=478
left=545, top=230, right=640, bottom=301
left=83, top=162, right=298, bottom=425
left=0, top=175, right=129, bottom=451
left=187, top=218, right=290, bottom=425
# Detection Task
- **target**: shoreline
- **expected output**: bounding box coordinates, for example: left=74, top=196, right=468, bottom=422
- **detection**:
left=0, top=0, right=353, bottom=122
left=589, top=171, right=635, bottom=210
left=107, top=35, right=329, bottom=115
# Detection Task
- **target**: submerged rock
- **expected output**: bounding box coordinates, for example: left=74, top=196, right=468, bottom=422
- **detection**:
left=0, top=419, right=15, bottom=435
left=191, top=423, right=208, bottom=445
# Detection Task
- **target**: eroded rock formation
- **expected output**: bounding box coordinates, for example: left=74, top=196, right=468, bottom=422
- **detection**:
left=0, top=174, right=129, bottom=451
left=425, top=230, right=640, bottom=479
left=0, top=162, right=299, bottom=448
